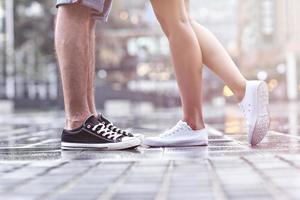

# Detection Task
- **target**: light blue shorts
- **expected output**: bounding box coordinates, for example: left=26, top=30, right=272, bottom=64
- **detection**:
left=56, top=0, right=113, bottom=22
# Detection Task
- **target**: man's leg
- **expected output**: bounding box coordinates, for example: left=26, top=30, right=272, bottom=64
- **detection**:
left=55, top=4, right=92, bottom=129
left=87, top=18, right=98, bottom=116
left=56, top=2, right=142, bottom=150
left=150, top=0, right=205, bottom=130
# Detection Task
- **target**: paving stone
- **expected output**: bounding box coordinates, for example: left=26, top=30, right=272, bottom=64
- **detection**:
left=168, top=193, right=214, bottom=200
left=112, top=193, right=155, bottom=200
left=50, top=193, right=101, bottom=200
left=117, top=184, right=159, bottom=193
left=0, top=194, right=38, bottom=200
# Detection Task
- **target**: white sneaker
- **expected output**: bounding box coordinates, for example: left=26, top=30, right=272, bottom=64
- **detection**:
left=143, top=121, right=208, bottom=147
left=239, top=80, right=270, bottom=146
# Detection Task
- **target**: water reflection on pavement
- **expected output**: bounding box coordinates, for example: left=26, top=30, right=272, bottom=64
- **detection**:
left=0, top=102, right=299, bottom=161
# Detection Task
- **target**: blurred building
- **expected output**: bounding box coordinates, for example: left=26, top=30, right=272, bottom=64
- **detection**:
left=0, top=0, right=59, bottom=109
left=237, top=0, right=300, bottom=100
left=94, top=0, right=180, bottom=108
left=2, top=0, right=298, bottom=111
left=190, top=0, right=237, bottom=51
left=238, top=0, right=300, bottom=68
left=0, top=1, right=6, bottom=97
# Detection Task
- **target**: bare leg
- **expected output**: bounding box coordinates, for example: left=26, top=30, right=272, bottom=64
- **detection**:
left=55, top=4, right=92, bottom=129
left=87, top=18, right=98, bottom=116
left=192, top=23, right=247, bottom=101
left=184, top=0, right=247, bottom=101
left=151, top=0, right=205, bottom=130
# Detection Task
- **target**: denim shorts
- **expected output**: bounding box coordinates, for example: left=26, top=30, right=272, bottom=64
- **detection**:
left=56, top=0, right=113, bottom=22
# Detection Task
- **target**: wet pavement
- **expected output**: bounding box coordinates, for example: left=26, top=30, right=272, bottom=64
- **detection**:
left=0, top=102, right=300, bottom=200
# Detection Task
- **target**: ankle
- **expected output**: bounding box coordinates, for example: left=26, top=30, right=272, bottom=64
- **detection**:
left=66, top=120, right=85, bottom=130
left=91, top=110, right=98, bottom=117
left=88, top=105, right=98, bottom=117
left=183, top=118, right=205, bottom=130
left=234, top=80, right=247, bottom=102
left=66, top=112, right=91, bottom=130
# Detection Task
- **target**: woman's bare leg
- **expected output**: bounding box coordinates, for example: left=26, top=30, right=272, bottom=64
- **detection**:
left=151, top=0, right=205, bottom=130
left=185, top=0, right=247, bottom=101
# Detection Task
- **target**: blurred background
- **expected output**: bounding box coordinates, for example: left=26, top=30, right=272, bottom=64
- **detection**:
left=0, top=0, right=299, bottom=115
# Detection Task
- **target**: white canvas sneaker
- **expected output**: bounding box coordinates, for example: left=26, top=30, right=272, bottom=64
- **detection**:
left=143, top=121, right=208, bottom=147
left=239, top=80, right=270, bottom=146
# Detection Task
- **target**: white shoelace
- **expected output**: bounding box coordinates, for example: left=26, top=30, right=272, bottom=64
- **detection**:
left=160, top=121, right=191, bottom=137
left=88, top=123, right=123, bottom=140
left=106, top=123, right=129, bottom=135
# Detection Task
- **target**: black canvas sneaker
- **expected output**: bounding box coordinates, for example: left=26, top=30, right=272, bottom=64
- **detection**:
left=97, top=114, right=144, bottom=140
left=61, top=115, right=141, bottom=150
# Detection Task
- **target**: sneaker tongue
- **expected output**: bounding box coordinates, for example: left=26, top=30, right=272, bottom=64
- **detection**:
left=84, top=115, right=99, bottom=125
left=98, top=114, right=111, bottom=125
left=178, top=120, right=192, bottom=130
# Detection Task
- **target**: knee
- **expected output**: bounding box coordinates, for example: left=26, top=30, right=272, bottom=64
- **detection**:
left=189, top=18, right=201, bottom=28
left=157, top=15, right=191, bottom=38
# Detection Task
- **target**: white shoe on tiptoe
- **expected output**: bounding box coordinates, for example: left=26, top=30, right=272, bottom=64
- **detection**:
left=239, top=80, right=270, bottom=146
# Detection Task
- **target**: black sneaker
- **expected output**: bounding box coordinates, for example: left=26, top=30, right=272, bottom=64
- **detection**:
left=61, top=115, right=141, bottom=150
left=97, top=114, right=144, bottom=140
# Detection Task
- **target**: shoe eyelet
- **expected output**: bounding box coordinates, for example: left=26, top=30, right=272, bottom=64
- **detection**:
left=87, top=125, right=91, bottom=128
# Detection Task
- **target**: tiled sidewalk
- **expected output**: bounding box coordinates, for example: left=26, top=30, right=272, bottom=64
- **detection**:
left=0, top=103, right=300, bottom=200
